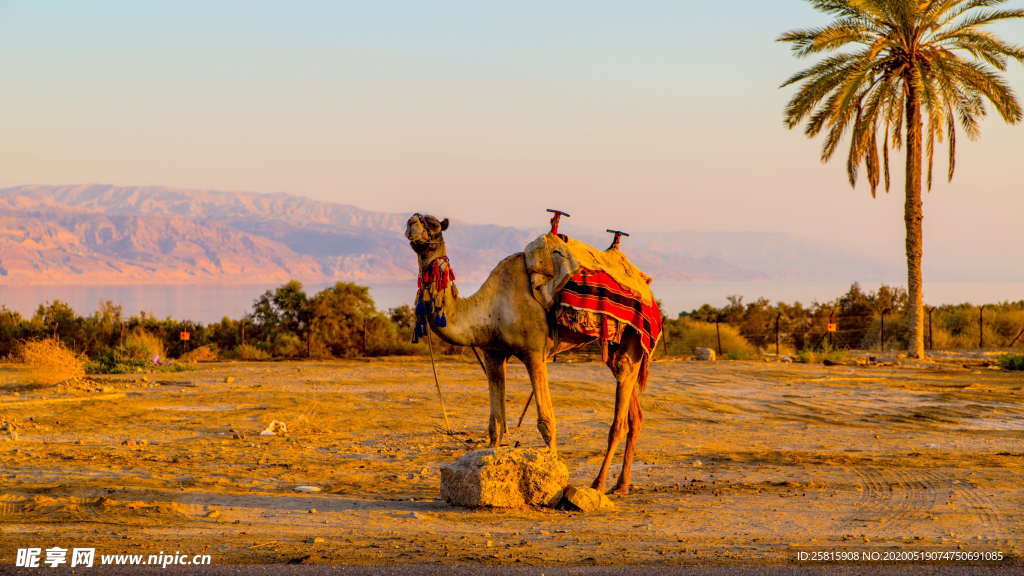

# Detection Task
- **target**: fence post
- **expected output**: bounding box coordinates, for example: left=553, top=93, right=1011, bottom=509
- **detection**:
left=661, top=316, right=669, bottom=358
left=879, top=311, right=886, bottom=352
left=927, top=307, right=933, bottom=351
left=362, top=317, right=369, bottom=355
left=715, top=318, right=723, bottom=356
left=979, top=305, right=984, bottom=349
left=775, top=313, right=781, bottom=357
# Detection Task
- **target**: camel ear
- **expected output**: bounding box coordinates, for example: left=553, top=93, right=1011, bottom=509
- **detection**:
left=440, top=218, right=449, bottom=231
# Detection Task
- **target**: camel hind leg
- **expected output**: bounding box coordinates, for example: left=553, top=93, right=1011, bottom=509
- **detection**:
left=523, top=351, right=557, bottom=454
left=592, top=333, right=643, bottom=493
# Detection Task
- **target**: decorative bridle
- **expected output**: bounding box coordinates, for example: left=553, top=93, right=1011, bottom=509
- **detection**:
left=412, top=254, right=458, bottom=343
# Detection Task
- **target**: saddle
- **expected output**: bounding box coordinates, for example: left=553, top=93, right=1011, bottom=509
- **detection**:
left=524, top=233, right=661, bottom=357
left=524, top=233, right=654, bottom=310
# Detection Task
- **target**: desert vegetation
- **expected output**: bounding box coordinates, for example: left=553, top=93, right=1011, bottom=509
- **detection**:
left=672, top=282, right=1024, bottom=358
left=0, top=281, right=430, bottom=375
left=2, top=280, right=1022, bottom=375
left=780, top=0, right=1024, bottom=358
left=18, top=338, right=86, bottom=385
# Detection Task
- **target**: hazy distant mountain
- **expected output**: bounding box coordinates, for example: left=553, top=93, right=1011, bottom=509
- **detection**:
left=0, top=184, right=887, bottom=286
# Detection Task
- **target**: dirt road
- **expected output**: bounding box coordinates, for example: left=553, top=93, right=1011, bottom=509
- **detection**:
left=0, top=357, right=1021, bottom=568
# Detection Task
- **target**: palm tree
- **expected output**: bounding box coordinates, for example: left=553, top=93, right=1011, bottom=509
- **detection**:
left=779, top=0, right=1023, bottom=358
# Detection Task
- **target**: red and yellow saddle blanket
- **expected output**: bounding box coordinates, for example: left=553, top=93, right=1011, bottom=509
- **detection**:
left=556, top=268, right=662, bottom=356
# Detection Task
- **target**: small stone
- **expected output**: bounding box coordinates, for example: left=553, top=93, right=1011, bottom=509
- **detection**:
left=206, top=510, right=221, bottom=519
left=692, top=460, right=703, bottom=467
left=294, top=486, right=322, bottom=493
left=306, top=537, right=324, bottom=544
left=559, top=485, right=616, bottom=513
left=261, top=421, right=287, bottom=436
left=224, top=377, right=236, bottom=384
left=308, top=508, right=317, bottom=514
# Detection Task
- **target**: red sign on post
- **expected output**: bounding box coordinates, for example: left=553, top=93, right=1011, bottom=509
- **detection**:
left=827, top=317, right=837, bottom=333
left=179, top=331, right=191, bottom=342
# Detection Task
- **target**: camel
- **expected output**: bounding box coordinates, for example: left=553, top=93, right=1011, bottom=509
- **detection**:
left=405, top=213, right=653, bottom=494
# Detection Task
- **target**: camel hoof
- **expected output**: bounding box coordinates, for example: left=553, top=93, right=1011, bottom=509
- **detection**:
left=612, top=483, right=631, bottom=496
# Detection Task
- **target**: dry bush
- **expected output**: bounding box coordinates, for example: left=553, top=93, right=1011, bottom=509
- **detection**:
left=180, top=345, right=219, bottom=363
left=232, top=344, right=271, bottom=361
left=20, top=338, right=86, bottom=386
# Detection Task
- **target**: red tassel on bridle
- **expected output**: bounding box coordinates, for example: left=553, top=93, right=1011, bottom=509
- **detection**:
left=413, top=256, right=457, bottom=343
left=418, top=256, right=455, bottom=293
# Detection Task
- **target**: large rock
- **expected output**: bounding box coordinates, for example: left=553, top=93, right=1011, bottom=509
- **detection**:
left=440, top=448, right=568, bottom=508
left=560, top=485, right=616, bottom=512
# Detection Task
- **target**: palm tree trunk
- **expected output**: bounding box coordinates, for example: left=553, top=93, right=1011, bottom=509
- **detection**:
left=904, top=76, right=926, bottom=359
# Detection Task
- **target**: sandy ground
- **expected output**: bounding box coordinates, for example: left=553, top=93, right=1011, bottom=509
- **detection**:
left=0, top=356, right=1021, bottom=568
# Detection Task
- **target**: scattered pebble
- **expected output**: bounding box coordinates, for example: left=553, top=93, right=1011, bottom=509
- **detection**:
left=305, top=537, right=325, bottom=544
left=294, top=486, right=321, bottom=493
left=261, top=421, right=288, bottom=436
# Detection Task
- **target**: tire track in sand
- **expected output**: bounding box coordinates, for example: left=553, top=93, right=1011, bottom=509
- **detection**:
left=919, top=468, right=1010, bottom=547
left=850, top=466, right=940, bottom=540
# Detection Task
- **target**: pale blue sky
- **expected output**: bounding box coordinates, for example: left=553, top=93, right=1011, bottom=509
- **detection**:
left=1, top=1, right=1023, bottom=283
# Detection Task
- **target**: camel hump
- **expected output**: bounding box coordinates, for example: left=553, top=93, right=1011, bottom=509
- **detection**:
left=524, top=234, right=577, bottom=310
left=523, top=233, right=654, bottom=310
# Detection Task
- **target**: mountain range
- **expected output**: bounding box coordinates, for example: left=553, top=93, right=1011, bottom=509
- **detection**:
left=0, top=184, right=889, bottom=287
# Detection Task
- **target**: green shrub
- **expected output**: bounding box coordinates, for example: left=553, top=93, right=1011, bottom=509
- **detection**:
left=794, top=349, right=847, bottom=365
left=116, top=328, right=166, bottom=363
left=725, top=349, right=759, bottom=361
left=1000, top=354, right=1024, bottom=371
left=794, top=349, right=817, bottom=364
left=232, top=344, right=271, bottom=361
left=86, top=347, right=194, bottom=374
left=822, top=350, right=848, bottom=365
left=269, top=331, right=305, bottom=357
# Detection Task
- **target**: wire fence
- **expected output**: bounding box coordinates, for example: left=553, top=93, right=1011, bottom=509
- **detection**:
left=662, top=304, right=1024, bottom=358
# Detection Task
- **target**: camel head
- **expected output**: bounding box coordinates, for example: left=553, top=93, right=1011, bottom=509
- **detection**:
left=406, top=213, right=449, bottom=263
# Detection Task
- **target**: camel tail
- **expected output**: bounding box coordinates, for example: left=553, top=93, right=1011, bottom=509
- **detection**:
left=638, top=352, right=651, bottom=393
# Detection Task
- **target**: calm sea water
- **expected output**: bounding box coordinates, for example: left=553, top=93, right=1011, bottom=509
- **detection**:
left=1, top=281, right=1022, bottom=323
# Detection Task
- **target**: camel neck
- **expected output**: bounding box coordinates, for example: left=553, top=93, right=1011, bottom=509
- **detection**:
left=430, top=274, right=496, bottom=348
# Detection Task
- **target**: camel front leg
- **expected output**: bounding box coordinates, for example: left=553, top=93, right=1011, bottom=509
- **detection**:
left=613, top=389, right=644, bottom=495
left=484, top=350, right=509, bottom=448
left=592, top=375, right=634, bottom=492
left=523, top=352, right=557, bottom=454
